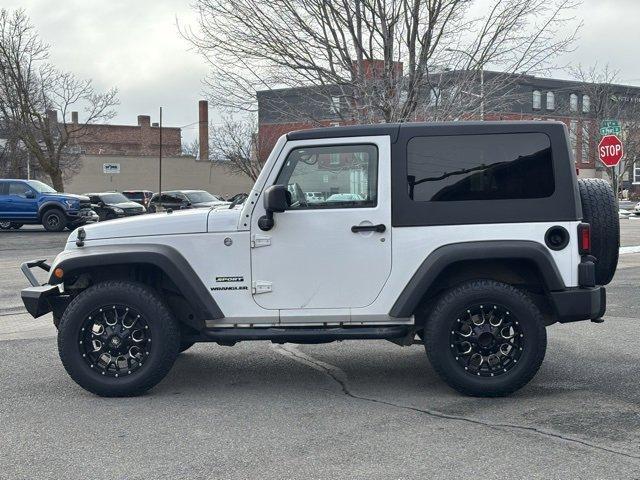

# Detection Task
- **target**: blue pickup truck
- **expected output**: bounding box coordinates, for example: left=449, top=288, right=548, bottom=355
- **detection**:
left=0, top=179, right=98, bottom=232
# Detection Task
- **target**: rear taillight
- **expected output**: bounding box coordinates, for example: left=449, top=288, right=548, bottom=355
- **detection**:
left=578, top=223, right=591, bottom=255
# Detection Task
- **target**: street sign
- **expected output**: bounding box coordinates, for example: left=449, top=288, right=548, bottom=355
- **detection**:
left=598, top=135, right=624, bottom=167
left=103, top=163, right=120, bottom=174
left=600, top=119, right=621, bottom=136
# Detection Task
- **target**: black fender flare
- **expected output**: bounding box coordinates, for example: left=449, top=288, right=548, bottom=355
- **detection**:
left=38, top=201, right=67, bottom=220
left=52, top=244, right=224, bottom=326
left=389, top=240, right=566, bottom=318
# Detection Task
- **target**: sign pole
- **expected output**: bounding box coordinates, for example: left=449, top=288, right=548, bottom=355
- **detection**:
left=159, top=106, right=163, bottom=208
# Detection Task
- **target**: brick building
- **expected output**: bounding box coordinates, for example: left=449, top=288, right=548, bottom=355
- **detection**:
left=67, top=112, right=182, bottom=156
left=257, top=69, right=640, bottom=184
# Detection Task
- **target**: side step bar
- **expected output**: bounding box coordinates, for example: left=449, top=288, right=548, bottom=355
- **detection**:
left=189, top=325, right=411, bottom=345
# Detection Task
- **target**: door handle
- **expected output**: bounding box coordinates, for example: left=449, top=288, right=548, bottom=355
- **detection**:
left=351, top=224, right=386, bottom=233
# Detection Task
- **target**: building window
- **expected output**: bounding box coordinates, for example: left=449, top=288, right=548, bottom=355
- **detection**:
left=634, top=163, right=640, bottom=184
left=582, top=95, right=590, bottom=113
left=532, top=90, right=541, bottom=110
left=581, top=123, right=590, bottom=163
left=570, top=94, right=578, bottom=112
left=330, top=96, right=341, bottom=114
left=569, top=120, right=578, bottom=159
left=546, top=91, right=555, bottom=110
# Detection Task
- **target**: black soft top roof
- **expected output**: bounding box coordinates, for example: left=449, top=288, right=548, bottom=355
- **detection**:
left=286, top=120, right=567, bottom=143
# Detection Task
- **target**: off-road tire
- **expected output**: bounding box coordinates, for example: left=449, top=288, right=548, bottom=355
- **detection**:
left=10, top=223, right=23, bottom=229
left=423, top=280, right=547, bottom=397
left=578, top=178, right=619, bottom=285
left=57, top=281, right=180, bottom=397
left=42, top=209, right=66, bottom=232
left=0, top=221, right=11, bottom=230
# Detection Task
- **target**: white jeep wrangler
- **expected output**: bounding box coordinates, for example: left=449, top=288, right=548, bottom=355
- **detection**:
left=21, top=121, right=618, bottom=397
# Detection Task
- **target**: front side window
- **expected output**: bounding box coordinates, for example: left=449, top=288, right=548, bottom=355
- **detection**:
left=407, top=133, right=554, bottom=202
left=275, top=144, right=378, bottom=209
left=8, top=182, right=33, bottom=197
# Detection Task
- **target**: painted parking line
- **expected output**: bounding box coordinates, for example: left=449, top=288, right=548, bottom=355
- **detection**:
left=620, top=245, right=640, bottom=255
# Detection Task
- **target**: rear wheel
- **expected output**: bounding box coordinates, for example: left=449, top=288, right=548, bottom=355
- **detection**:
left=42, top=209, right=66, bottom=232
left=424, top=280, right=546, bottom=397
left=578, top=178, right=619, bottom=285
left=57, top=281, right=180, bottom=397
left=0, top=221, right=12, bottom=230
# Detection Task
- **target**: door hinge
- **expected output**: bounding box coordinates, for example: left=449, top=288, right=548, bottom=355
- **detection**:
left=252, top=281, right=273, bottom=294
left=251, top=234, right=271, bottom=248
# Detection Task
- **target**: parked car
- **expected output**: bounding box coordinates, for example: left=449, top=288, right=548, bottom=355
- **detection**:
left=326, top=193, right=363, bottom=202
left=0, top=179, right=98, bottom=232
left=21, top=121, right=618, bottom=398
left=633, top=202, right=640, bottom=216
left=122, top=190, right=154, bottom=209
left=147, top=190, right=229, bottom=212
left=84, top=192, right=146, bottom=221
left=305, top=192, right=325, bottom=203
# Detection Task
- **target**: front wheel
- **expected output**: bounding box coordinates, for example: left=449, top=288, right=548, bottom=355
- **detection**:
left=423, top=280, right=546, bottom=397
left=0, top=221, right=12, bottom=230
left=57, top=281, right=180, bottom=397
left=11, top=223, right=23, bottom=229
left=42, top=209, right=66, bottom=232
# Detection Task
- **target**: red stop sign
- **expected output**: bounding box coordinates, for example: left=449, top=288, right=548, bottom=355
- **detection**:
left=598, top=135, right=624, bottom=167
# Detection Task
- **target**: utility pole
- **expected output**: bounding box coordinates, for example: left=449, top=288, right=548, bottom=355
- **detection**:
left=159, top=106, right=163, bottom=206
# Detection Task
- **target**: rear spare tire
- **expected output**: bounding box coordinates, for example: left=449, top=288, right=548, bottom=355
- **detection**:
left=578, top=178, right=619, bottom=285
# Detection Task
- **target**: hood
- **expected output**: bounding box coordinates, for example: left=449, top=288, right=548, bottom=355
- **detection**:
left=207, top=207, right=241, bottom=232
left=192, top=200, right=231, bottom=208
left=42, top=192, right=90, bottom=202
left=73, top=208, right=210, bottom=242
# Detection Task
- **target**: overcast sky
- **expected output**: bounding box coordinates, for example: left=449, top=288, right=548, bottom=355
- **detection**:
left=4, top=0, right=640, bottom=145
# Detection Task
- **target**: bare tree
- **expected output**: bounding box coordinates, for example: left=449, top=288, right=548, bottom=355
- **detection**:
left=571, top=64, right=640, bottom=196
left=0, top=9, right=118, bottom=191
left=210, top=118, right=264, bottom=181
left=181, top=138, right=201, bottom=158
left=182, top=0, right=580, bottom=123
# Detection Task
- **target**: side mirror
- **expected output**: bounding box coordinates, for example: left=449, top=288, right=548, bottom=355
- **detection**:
left=25, top=191, right=36, bottom=199
left=258, top=184, right=291, bottom=231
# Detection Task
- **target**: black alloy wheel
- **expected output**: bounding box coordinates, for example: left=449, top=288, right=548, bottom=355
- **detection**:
left=79, top=305, right=151, bottom=377
left=58, top=281, right=180, bottom=397
left=449, top=304, right=523, bottom=377
left=424, top=280, right=546, bottom=397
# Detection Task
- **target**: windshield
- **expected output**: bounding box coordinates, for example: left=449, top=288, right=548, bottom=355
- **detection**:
left=26, top=180, right=56, bottom=193
left=185, top=191, right=219, bottom=203
left=100, top=193, right=130, bottom=204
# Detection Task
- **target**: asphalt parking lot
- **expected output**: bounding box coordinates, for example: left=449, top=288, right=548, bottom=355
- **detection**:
left=2, top=224, right=640, bottom=479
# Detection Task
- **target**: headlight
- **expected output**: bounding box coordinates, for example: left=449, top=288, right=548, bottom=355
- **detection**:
left=112, top=207, right=124, bottom=214
left=64, top=200, right=77, bottom=209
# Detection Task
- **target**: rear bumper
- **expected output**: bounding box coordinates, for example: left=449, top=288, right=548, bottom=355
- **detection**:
left=550, top=286, right=606, bottom=323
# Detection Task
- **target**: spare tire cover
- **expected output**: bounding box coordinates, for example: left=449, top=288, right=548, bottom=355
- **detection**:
left=577, top=178, right=619, bottom=285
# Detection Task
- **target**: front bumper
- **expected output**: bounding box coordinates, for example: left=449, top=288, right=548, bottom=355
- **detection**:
left=67, top=208, right=99, bottom=225
left=550, top=286, right=606, bottom=323
left=20, top=259, right=69, bottom=319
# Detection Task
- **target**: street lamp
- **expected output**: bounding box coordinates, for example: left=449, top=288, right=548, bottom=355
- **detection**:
left=446, top=48, right=485, bottom=120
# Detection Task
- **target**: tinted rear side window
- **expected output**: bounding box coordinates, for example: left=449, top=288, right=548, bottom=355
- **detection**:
left=407, top=133, right=554, bottom=202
